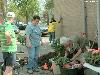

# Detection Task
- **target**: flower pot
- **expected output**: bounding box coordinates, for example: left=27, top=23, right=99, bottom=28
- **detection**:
left=90, top=63, right=100, bottom=67
left=60, top=68, right=77, bottom=75
left=84, top=68, right=98, bottom=75
left=51, top=61, right=61, bottom=75
left=63, top=64, right=71, bottom=69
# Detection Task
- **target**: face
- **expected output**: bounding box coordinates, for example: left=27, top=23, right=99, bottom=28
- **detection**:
left=32, top=19, right=40, bottom=25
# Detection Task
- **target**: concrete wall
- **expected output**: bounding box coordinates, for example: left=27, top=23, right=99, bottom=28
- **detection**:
left=53, top=0, right=97, bottom=40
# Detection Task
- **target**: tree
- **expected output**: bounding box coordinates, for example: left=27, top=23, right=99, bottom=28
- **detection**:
left=8, top=0, right=39, bottom=23
left=7, top=0, right=22, bottom=21
left=45, top=0, right=54, bottom=25
left=0, top=0, right=6, bottom=18
left=45, top=0, right=54, bottom=11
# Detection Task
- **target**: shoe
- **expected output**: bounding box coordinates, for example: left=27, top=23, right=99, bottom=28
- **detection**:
left=27, top=69, right=33, bottom=74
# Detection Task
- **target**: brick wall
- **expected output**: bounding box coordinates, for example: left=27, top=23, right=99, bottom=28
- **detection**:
left=86, top=0, right=97, bottom=40
left=53, top=0, right=97, bottom=40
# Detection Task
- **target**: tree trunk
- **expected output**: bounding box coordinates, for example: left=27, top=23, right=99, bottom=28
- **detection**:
left=0, top=0, right=6, bottom=18
left=26, top=11, right=28, bottom=24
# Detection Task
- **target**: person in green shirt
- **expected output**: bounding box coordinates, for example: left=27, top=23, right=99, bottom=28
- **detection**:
left=0, top=12, right=17, bottom=75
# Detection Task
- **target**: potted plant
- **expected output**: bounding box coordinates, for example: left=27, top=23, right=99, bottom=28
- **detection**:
left=17, top=34, right=26, bottom=46
left=51, top=38, right=83, bottom=75
left=51, top=38, right=65, bottom=56
left=85, top=49, right=100, bottom=67
left=17, top=34, right=26, bottom=53
left=51, top=38, right=71, bottom=75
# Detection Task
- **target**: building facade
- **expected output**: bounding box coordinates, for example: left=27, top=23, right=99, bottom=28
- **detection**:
left=53, top=0, right=97, bottom=40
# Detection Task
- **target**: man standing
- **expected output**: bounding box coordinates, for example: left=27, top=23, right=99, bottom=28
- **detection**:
left=0, top=12, right=17, bottom=75
left=25, top=15, right=43, bottom=74
left=48, top=17, right=61, bottom=43
left=48, top=21, right=55, bottom=43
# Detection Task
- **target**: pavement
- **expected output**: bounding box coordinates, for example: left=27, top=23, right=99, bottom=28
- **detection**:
left=17, top=67, right=53, bottom=75
left=16, top=36, right=54, bottom=75
left=0, top=35, right=54, bottom=75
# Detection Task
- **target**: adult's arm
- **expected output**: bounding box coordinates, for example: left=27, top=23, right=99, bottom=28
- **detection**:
left=71, top=48, right=82, bottom=61
left=5, top=31, right=11, bottom=45
left=25, top=25, right=32, bottom=48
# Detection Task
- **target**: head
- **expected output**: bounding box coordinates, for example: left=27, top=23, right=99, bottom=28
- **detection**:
left=0, top=13, right=4, bottom=24
left=51, top=17, right=56, bottom=22
left=60, top=37, right=72, bottom=48
left=6, top=12, right=15, bottom=23
left=32, top=15, right=40, bottom=25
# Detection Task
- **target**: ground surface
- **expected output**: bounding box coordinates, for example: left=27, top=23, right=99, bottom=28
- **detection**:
left=0, top=30, right=54, bottom=75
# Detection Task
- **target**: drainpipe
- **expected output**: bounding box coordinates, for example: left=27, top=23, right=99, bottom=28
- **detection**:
left=82, top=0, right=88, bottom=38
left=97, top=0, right=100, bottom=48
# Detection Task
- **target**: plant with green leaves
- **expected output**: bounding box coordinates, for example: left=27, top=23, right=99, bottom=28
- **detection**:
left=51, top=38, right=70, bottom=66
left=8, top=0, right=39, bottom=23
left=17, top=34, right=26, bottom=45
left=45, top=0, right=54, bottom=10
left=85, top=49, right=100, bottom=66
left=51, top=38, right=65, bottom=56
left=53, top=56, right=70, bottom=67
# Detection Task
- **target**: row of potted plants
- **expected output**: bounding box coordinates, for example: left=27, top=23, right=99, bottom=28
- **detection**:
left=51, top=38, right=100, bottom=75
left=85, top=48, right=100, bottom=66
left=51, top=38, right=82, bottom=75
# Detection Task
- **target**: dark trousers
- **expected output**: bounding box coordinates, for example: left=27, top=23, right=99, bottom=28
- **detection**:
left=49, top=32, right=55, bottom=43
left=2, top=52, right=16, bottom=71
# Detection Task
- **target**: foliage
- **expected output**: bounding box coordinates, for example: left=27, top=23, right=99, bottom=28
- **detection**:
left=17, top=34, right=26, bottom=45
left=85, top=49, right=100, bottom=66
left=7, top=1, right=22, bottom=20
left=7, top=0, right=39, bottom=22
left=0, top=0, right=6, bottom=18
left=45, top=0, right=54, bottom=10
left=51, top=39, right=69, bottom=66
left=53, top=56, right=70, bottom=66
left=51, top=38, right=65, bottom=55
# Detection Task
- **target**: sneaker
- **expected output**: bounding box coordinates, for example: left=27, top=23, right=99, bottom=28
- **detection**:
left=27, top=70, right=33, bottom=74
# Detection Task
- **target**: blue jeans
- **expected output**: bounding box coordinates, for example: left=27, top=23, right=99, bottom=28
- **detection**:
left=26, top=46, right=39, bottom=70
left=49, top=32, right=55, bottom=43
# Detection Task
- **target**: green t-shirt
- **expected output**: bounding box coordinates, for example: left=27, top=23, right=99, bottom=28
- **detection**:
left=0, top=21, right=17, bottom=52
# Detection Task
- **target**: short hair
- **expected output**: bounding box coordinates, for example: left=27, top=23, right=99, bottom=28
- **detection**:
left=32, top=15, right=40, bottom=20
left=60, top=37, right=71, bottom=45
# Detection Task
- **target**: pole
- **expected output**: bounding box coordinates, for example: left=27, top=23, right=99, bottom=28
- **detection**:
left=97, top=0, right=100, bottom=48
left=83, top=0, right=88, bottom=37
